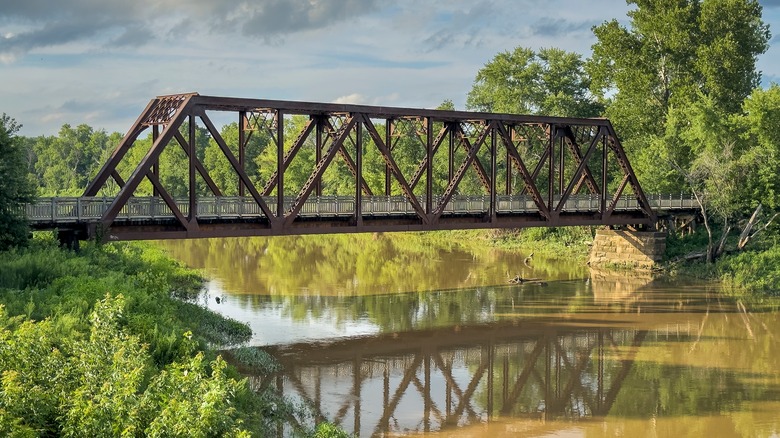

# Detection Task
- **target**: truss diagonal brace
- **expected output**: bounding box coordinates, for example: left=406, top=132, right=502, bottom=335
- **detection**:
left=410, top=124, right=449, bottom=190
left=284, top=116, right=358, bottom=226
left=363, top=115, right=429, bottom=223
left=173, top=131, right=223, bottom=196
left=84, top=99, right=157, bottom=196
left=459, top=128, right=492, bottom=193
left=496, top=123, right=550, bottom=219
left=144, top=169, right=195, bottom=231
left=198, top=110, right=278, bottom=226
left=605, top=123, right=656, bottom=223
left=262, top=118, right=316, bottom=196
left=434, top=123, right=492, bottom=218
left=325, top=119, right=374, bottom=196
left=561, top=126, right=600, bottom=195
left=554, top=127, right=603, bottom=214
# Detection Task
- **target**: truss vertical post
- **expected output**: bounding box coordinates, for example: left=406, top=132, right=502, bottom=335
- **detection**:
left=276, top=111, right=284, bottom=218
left=355, top=119, right=363, bottom=225
left=188, top=115, right=197, bottom=223
left=448, top=123, right=454, bottom=182
left=490, top=125, right=497, bottom=219
left=385, top=120, right=392, bottom=196
left=426, top=118, right=433, bottom=215
left=316, top=116, right=323, bottom=196
left=505, top=143, right=512, bottom=195
left=601, top=134, right=608, bottom=218
left=239, top=111, right=246, bottom=197
left=548, top=125, right=555, bottom=211
left=559, top=134, right=565, bottom=195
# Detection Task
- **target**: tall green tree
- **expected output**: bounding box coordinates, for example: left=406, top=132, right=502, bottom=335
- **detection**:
left=466, top=47, right=602, bottom=117
left=588, top=0, right=770, bottom=150
left=31, top=124, right=121, bottom=195
left=739, top=85, right=780, bottom=210
left=0, top=114, right=35, bottom=250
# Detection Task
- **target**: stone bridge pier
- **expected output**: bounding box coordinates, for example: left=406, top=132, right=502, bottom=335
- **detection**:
left=588, top=229, right=667, bottom=270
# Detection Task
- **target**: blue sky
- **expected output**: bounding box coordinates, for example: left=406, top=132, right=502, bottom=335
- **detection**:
left=2, top=0, right=779, bottom=136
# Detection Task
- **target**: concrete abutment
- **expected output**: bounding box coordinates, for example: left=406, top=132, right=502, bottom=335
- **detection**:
left=588, top=229, right=666, bottom=270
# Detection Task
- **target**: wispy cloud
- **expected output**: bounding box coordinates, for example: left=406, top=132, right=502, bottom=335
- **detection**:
left=0, top=0, right=382, bottom=58
left=529, top=18, right=599, bottom=38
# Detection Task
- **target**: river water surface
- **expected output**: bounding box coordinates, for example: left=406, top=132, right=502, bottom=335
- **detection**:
left=159, top=233, right=780, bottom=437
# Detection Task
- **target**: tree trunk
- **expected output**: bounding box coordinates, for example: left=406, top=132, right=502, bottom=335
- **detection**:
left=738, top=204, right=762, bottom=250
left=714, top=224, right=731, bottom=259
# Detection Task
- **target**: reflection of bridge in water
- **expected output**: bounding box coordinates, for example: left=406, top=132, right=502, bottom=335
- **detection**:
left=247, top=320, right=651, bottom=437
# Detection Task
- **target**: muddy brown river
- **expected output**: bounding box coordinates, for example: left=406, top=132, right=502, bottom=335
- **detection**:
left=159, top=233, right=780, bottom=437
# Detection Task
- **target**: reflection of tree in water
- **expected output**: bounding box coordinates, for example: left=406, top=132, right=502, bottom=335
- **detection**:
left=157, top=233, right=587, bottom=298
left=231, top=281, right=593, bottom=333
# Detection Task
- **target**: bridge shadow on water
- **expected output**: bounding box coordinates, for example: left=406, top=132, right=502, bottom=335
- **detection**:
left=223, top=273, right=780, bottom=437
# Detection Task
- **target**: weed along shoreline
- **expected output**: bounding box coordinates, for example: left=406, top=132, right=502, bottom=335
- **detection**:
left=0, top=236, right=348, bottom=436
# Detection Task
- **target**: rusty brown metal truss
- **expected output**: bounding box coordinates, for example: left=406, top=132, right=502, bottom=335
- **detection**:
left=79, top=92, right=656, bottom=241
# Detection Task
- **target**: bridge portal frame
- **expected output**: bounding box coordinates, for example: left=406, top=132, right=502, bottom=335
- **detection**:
left=82, top=93, right=655, bottom=240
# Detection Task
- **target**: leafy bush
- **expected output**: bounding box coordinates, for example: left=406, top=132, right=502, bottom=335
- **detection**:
left=0, top=240, right=316, bottom=436
left=0, top=296, right=254, bottom=436
left=718, top=247, right=780, bottom=295
left=312, top=422, right=353, bottom=438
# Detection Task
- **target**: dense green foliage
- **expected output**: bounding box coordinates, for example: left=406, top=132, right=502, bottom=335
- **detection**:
left=717, top=246, right=780, bottom=295
left=589, top=0, right=769, bottom=146
left=26, top=124, right=122, bottom=196
left=0, top=238, right=320, bottom=436
left=0, top=114, right=35, bottom=250
left=588, top=0, right=771, bottom=209
left=466, top=47, right=602, bottom=117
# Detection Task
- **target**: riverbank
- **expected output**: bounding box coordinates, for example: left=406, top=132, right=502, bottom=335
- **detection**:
left=651, top=226, right=780, bottom=296
left=0, top=235, right=342, bottom=436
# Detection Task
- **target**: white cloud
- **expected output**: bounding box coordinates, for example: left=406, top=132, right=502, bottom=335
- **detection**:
left=333, top=93, right=368, bottom=105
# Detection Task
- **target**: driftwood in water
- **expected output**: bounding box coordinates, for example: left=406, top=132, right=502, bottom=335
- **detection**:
left=508, top=275, right=546, bottom=286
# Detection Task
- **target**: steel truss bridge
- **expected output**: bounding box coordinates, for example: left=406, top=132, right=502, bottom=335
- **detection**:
left=30, top=93, right=695, bottom=241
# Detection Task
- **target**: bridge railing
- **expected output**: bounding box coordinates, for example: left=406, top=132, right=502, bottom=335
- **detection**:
left=647, top=193, right=699, bottom=210
left=25, top=193, right=698, bottom=224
